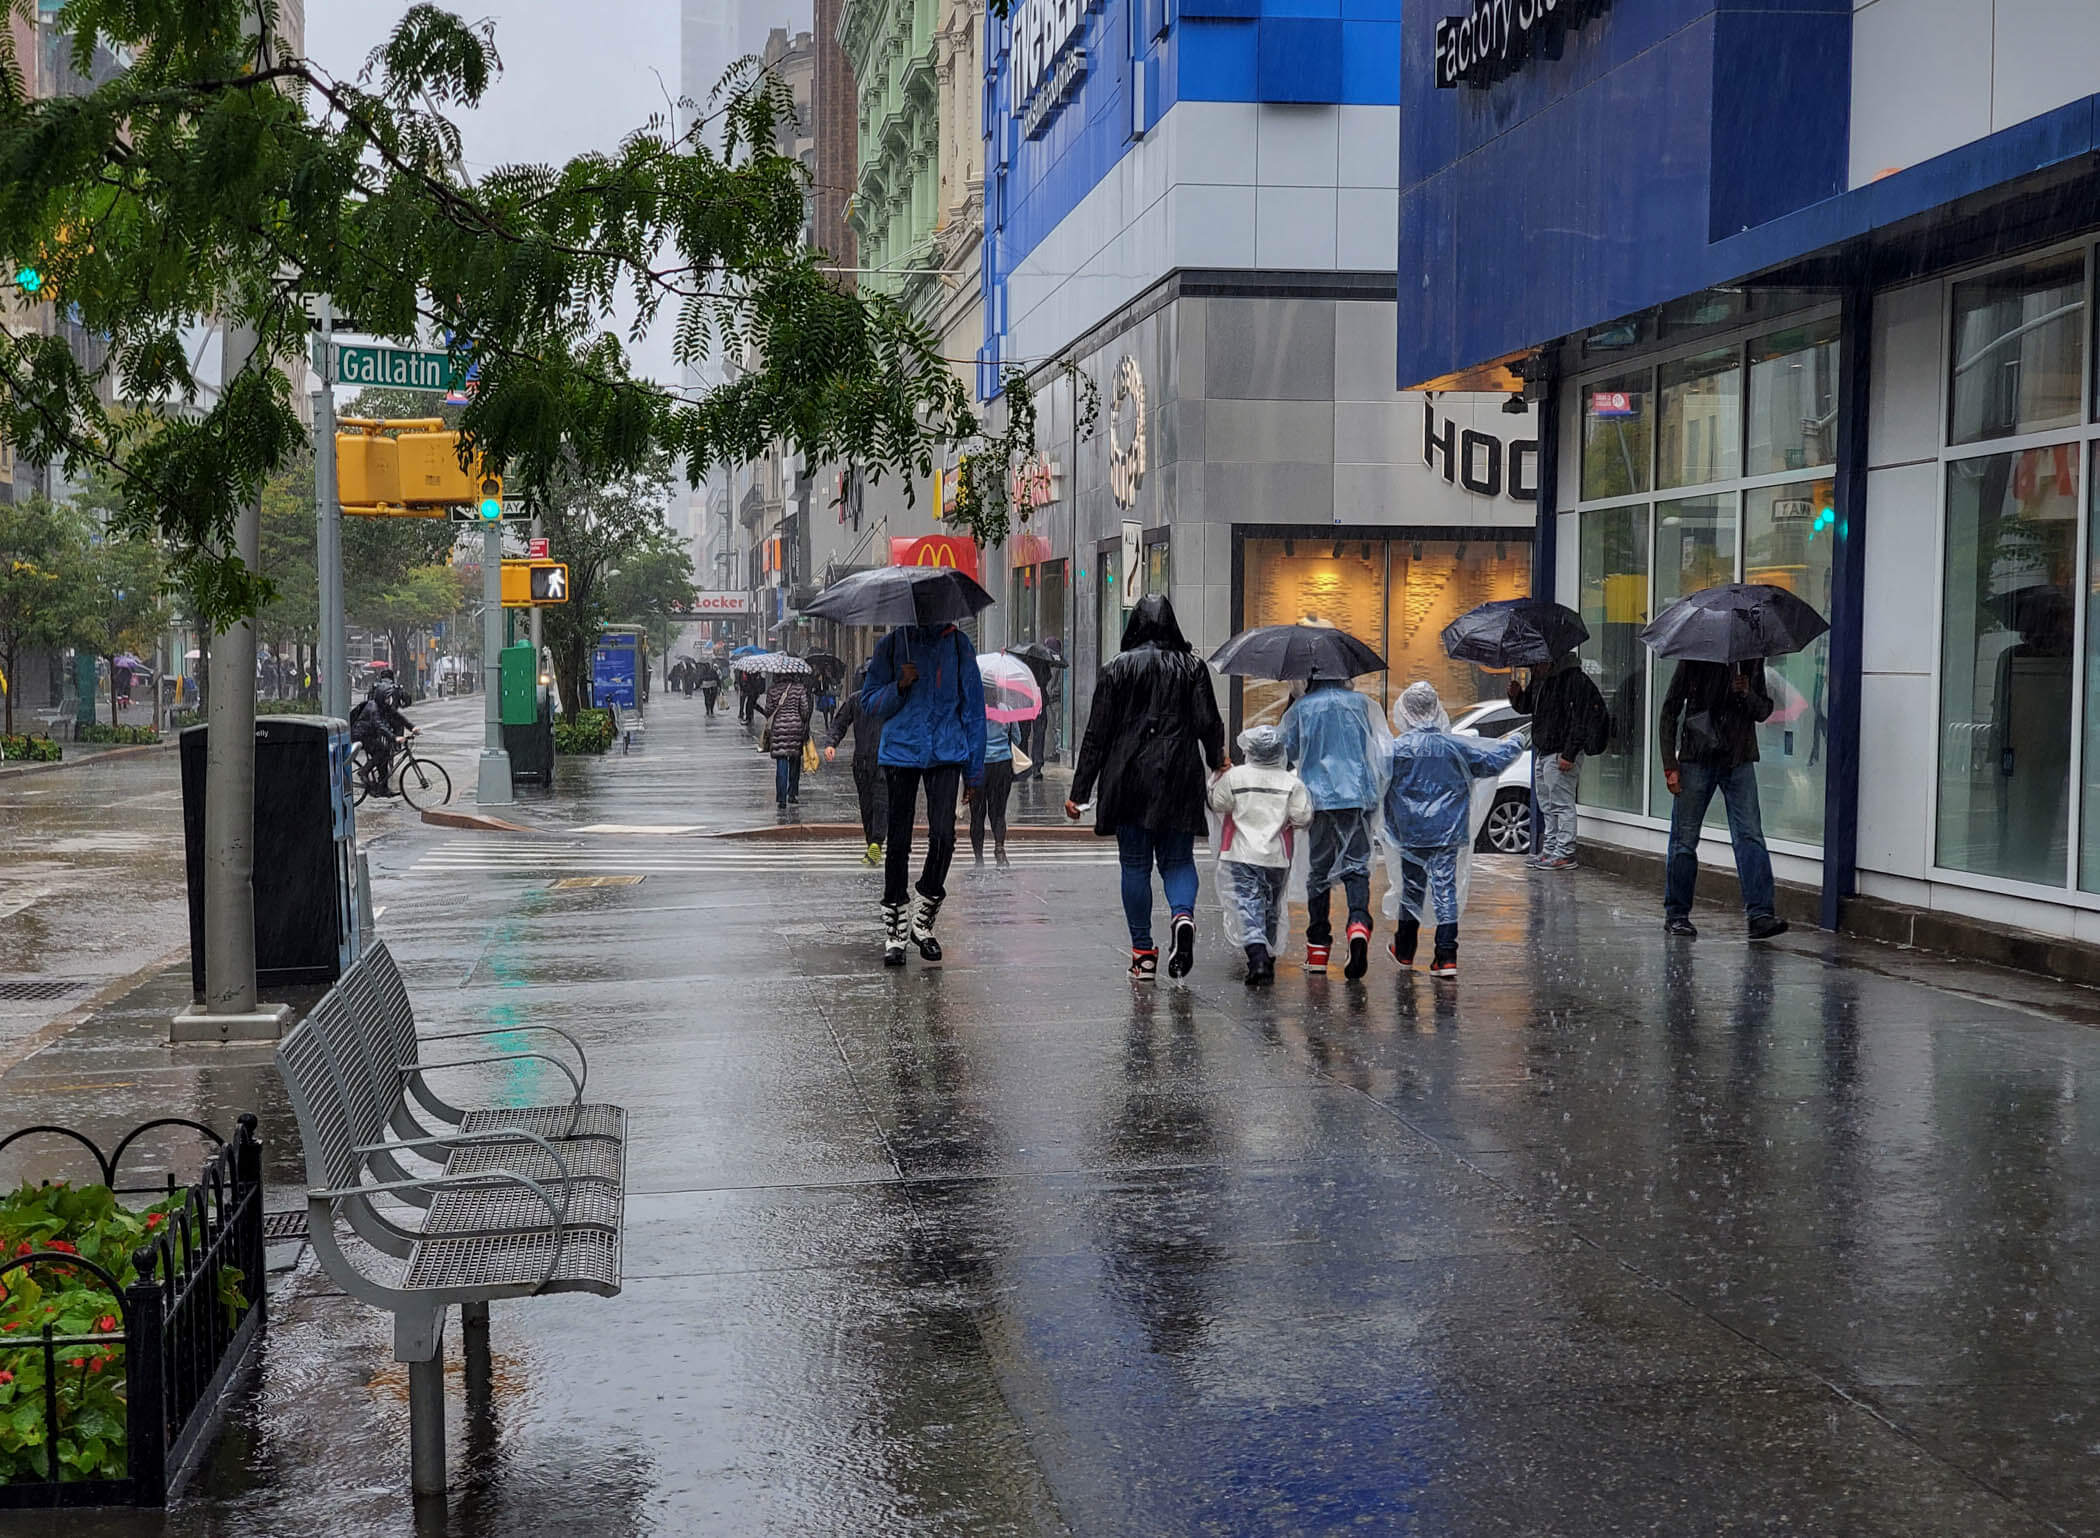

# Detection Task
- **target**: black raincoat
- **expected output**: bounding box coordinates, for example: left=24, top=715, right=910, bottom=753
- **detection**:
left=1071, top=595, right=1226, bottom=836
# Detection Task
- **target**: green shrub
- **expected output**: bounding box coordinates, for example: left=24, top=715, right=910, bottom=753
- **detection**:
left=0, top=735, right=60, bottom=763
left=73, top=723, right=160, bottom=745
left=554, top=708, right=615, bottom=755
left=167, top=709, right=202, bottom=731
left=0, top=1181, right=245, bottom=1484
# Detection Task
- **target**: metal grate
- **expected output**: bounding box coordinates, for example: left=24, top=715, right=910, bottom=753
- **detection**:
left=263, top=1210, right=309, bottom=1244
left=443, top=1136, right=623, bottom=1186
left=459, top=1104, right=627, bottom=1143
left=425, top=1180, right=622, bottom=1236
left=404, top=1225, right=621, bottom=1294
left=0, top=979, right=84, bottom=1001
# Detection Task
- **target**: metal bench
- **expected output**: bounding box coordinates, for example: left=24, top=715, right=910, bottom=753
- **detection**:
left=277, top=948, right=626, bottom=1494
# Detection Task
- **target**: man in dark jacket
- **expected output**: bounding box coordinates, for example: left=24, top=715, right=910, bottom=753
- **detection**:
left=826, top=666, right=888, bottom=864
left=1510, top=652, right=1607, bottom=870
left=1066, top=595, right=1226, bottom=981
left=1658, top=658, right=1786, bottom=940
left=865, top=623, right=987, bottom=966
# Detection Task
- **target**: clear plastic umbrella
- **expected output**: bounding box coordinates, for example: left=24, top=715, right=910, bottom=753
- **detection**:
left=977, top=652, right=1043, bottom=723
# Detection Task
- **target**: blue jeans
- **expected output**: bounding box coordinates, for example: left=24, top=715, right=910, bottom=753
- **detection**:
left=774, top=754, right=802, bottom=804
left=1665, top=760, right=1775, bottom=922
left=1306, top=808, right=1375, bottom=946
left=1115, top=826, right=1198, bottom=950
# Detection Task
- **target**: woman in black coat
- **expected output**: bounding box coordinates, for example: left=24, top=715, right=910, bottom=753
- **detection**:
left=1067, top=595, right=1226, bottom=980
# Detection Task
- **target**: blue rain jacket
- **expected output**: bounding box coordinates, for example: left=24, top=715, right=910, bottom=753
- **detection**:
left=864, top=624, right=988, bottom=784
left=1280, top=681, right=1383, bottom=811
left=1384, top=727, right=1522, bottom=848
left=983, top=715, right=1019, bottom=764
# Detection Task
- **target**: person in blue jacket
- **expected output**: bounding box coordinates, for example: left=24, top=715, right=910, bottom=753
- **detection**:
left=863, top=621, right=987, bottom=966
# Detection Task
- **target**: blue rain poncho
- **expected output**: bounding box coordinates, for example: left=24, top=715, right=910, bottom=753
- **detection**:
left=1379, top=681, right=1521, bottom=925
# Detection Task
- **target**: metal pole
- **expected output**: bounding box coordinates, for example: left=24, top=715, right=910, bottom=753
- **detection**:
left=408, top=1355, right=446, bottom=1495
left=203, top=319, right=262, bottom=1016
left=528, top=512, right=543, bottom=683
left=477, top=522, right=513, bottom=804
left=314, top=300, right=347, bottom=720
left=313, top=301, right=348, bottom=721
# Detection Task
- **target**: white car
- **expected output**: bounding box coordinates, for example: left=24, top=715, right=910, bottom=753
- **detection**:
left=1447, top=700, right=1534, bottom=855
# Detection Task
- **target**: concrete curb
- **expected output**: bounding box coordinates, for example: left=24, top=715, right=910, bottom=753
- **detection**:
left=0, top=739, right=175, bottom=781
left=419, top=807, right=538, bottom=833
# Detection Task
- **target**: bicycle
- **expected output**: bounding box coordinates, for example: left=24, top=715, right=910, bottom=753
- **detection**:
left=350, top=730, right=453, bottom=810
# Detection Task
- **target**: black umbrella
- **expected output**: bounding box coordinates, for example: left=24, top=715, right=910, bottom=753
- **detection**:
left=1639, top=583, right=1830, bottom=662
left=801, top=566, right=994, bottom=627
left=804, top=650, right=848, bottom=680
left=1441, top=598, right=1589, bottom=669
left=1008, top=641, right=1070, bottom=669
left=1208, top=624, right=1384, bottom=681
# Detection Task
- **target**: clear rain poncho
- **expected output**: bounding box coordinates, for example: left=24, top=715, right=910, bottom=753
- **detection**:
left=1378, top=681, right=1522, bottom=928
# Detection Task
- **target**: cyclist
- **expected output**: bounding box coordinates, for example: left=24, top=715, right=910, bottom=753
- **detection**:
left=350, top=669, right=415, bottom=793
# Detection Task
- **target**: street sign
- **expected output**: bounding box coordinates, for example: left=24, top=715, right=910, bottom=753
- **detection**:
left=526, top=537, right=550, bottom=558
left=336, top=345, right=462, bottom=391
left=446, top=500, right=529, bottom=523
left=501, top=560, right=570, bottom=606
left=1119, top=520, right=1142, bottom=609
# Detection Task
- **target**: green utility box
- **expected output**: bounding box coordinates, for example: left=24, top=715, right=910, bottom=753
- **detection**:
left=74, top=653, right=98, bottom=726
left=499, top=642, right=539, bottom=726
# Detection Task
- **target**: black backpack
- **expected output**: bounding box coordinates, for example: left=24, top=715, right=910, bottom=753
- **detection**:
left=1575, top=673, right=1612, bottom=757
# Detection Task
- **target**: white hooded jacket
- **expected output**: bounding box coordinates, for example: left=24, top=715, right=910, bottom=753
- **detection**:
left=1207, top=763, right=1314, bottom=868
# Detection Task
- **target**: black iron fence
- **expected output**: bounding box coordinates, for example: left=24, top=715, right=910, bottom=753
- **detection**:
left=0, top=1113, right=265, bottom=1508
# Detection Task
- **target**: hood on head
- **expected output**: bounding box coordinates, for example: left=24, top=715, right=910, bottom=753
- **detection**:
left=1394, top=679, right=1446, bottom=732
left=1120, top=594, right=1190, bottom=653
left=1237, top=724, right=1286, bottom=766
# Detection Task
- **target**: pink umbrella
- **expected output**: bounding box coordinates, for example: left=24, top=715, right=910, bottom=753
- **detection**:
left=978, top=652, right=1043, bottom=723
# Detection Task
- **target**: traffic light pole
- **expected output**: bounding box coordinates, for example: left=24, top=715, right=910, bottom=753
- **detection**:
left=313, top=299, right=348, bottom=721
left=478, top=521, right=514, bottom=805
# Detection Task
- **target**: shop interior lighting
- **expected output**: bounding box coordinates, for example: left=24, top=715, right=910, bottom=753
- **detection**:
left=1283, top=539, right=1295, bottom=557
left=1411, top=542, right=1424, bottom=561
left=1331, top=541, right=1344, bottom=560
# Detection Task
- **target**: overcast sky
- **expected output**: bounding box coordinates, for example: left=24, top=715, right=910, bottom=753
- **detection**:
left=307, top=2, right=692, bottom=382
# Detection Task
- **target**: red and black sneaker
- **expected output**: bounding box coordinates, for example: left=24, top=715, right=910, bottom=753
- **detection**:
left=1129, top=948, right=1159, bottom=982
left=1343, top=923, right=1371, bottom=980
left=1388, top=938, right=1414, bottom=971
left=1304, top=944, right=1330, bottom=975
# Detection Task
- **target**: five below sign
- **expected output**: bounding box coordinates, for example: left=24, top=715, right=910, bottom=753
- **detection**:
left=1434, top=0, right=1615, bottom=90
left=335, top=344, right=465, bottom=391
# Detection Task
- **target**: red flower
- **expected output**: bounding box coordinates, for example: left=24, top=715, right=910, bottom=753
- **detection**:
left=96, top=1314, right=117, bottom=1333
left=87, top=1355, right=105, bottom=1373
left=11, top=1241, right=27, bottom=1256
left=2, top=1322, right=19, bottom=1332
left=45, top=1240, right=75, bottom=1254
left=0, top=1369, right=12, bottom=1385
left=145, top=1213, right=164, bottom=1229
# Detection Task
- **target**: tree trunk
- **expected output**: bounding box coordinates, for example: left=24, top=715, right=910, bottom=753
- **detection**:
left=107, top=654, right=118, bottom=726
left=554, top=637, right=591, bottom=715
left=2, top=641, right=13, bottom=735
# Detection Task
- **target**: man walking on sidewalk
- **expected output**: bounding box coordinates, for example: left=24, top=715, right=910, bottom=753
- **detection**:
left=863, top=623, right=987, bottom=965
left=1280, top=676, right=1384, bottom=980
left=1510, top=652, right=1607, bottom=870
left=1658, top=658, right=1788, bottom=941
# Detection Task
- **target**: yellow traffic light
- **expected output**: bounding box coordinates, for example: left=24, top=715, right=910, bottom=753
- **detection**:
left=334, top=420, right=490, bottom=515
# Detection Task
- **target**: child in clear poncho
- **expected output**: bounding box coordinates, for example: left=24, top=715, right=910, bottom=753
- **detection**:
left=1382, top=680, right=1522, bottom=977
left=1206, top=725, right=1313, bottom=985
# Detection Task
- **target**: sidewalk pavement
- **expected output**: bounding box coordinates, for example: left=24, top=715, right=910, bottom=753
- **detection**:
left=7, top=691, right=2100, bottom=1536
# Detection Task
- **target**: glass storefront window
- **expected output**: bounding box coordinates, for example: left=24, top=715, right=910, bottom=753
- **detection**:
left=1949, top=252, right=2085, bottom=446
left=1744, top=479, right=1835, bottom=843
left=1657, top=346, right=1742, bottom=490
left=1144, top=539, right=1170, bottom=607
left=1039, top=559, right=1069, bottom=762
left=1648, top=493, right=1739, bottom=818
left=1747, top=319, right=1840, bottom=476
left=1937, top=446, right=2079, bottom=884
left=1581, top=370, right=1652, bottom=501
left=1576, top=505, right=1649, bottom=813
left=1236, top=535, right=1528, bottom=730
left=1010, top=567, right=1037, bottom=646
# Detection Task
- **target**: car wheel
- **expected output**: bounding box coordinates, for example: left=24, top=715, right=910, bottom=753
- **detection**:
left=1477, top=788, right=1532, bottom=854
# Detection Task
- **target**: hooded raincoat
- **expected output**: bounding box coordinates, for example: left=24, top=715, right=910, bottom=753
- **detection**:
left=864, top=624, right=988, bottom=785
left=1071, top=596, right=1226, bottom=836
left=1379, top=682, right=1522, bottom=926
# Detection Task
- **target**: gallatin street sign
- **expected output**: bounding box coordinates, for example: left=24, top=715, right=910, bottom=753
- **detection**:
left=1434, top=0, right=1616, bottom=90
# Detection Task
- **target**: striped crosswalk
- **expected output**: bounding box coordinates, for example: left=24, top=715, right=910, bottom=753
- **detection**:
left=409, top=836, right=1120, bottom=879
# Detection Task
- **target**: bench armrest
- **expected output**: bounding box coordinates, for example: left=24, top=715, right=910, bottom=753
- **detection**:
left=310, top=1173, right=568, bottom=1292
left=398, top=1051, right=584, bottom=1113
left=419, top=1025, right=590, bottom=1091
left=353, top=1128, right=572, bottom=1219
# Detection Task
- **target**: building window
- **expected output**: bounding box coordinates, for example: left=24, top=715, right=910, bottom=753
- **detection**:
left=1938, top=447, right=2078, bottom=884
left=1572, top=311, right=1839, bottom=840
left=1577, top=504, right=1649, bottom=814
left=1949, top=251, right=2085, bottom=446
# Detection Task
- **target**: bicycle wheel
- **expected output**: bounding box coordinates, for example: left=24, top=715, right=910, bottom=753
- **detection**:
left=349, top=746, right=373, bottom=805
left=394, top=754, right=453, bottom=811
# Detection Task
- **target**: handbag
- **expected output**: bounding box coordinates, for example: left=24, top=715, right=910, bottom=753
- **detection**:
left=802, top=738, right=820, bottom=775
left=1011, top=743, right=1034, bottom=776
left=1677, top=708, right=1724, bottom=763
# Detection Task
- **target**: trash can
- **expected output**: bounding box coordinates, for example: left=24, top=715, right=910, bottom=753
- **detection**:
left=180, top=716, right=362, bottom=994
left=503, top=694, right=556, bottom=785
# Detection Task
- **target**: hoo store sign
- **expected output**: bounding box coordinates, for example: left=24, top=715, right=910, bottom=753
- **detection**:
left=1011, top=0, right=1101, bottom=139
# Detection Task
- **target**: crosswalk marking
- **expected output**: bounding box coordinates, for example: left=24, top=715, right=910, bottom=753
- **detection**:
left=408, top=837, right=1119, bottom=878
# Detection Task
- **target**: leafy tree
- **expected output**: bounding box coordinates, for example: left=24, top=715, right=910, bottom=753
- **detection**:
left=344, top=508, right=457, bottom=689
left=257, top=456, right=318, bottom=693
left=0, top=499, right=90, bottom=734
left=599, top=526, right=696, bottom=663
left=75, top=534, right=171, bottom=725
left=0, top=2, right=990, bottom=629
left=358, top=562, right=466, bottom=697
left=536, top=453, right=679, bottom=710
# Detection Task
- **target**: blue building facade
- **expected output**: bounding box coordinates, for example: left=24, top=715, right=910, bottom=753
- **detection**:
left=1399, top=0, right=2100, bottom=946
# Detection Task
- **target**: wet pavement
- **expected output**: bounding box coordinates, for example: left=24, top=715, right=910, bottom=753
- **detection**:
left=5, top=690, right=2100, bottom=1534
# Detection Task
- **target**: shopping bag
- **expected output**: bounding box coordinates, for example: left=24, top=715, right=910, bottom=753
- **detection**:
left=802, top=738, right=820, bottom=775
left=1011, top=743, right=1034, bottom=776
